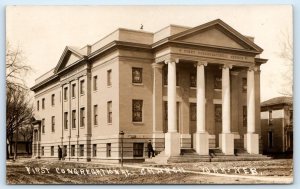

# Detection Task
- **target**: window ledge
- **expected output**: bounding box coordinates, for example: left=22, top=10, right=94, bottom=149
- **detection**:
left=107, top=123, right=112, bottom=125
left=132, top=83, right=144, bottom=86
left=190, top=87, right=197, bottom=90
left=107, top=85, right=112, bottom=88
left=214, top=89, right=222, bottom=92
left=132, top=122, right=144, bottom=125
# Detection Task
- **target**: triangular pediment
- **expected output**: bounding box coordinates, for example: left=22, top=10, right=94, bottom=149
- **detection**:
left=54, top=46, right=85, bottom=73
left=169, top=19, right=263, bottom=53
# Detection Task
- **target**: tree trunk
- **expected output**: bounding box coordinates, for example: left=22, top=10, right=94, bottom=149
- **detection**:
left=13, top=127, right=19, bottom=161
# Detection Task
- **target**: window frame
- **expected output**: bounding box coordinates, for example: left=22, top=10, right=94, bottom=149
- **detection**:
left=132, top=67, right=143, bottom=84
left=107, top=69, right=112, bottom=86
left=93, top=144, right=97, bottom=157
left=51, top=94, right=55, bottom=106
left=64, top=112, right=68, bottom=130
left=80, top=80, right=85, bottom=95
left=190, top=103, right=197, bottom=121
left=71, top=145, right=75, bottom=156
left=133, top=143, right=144, bottom=157
left=80, top=108, right=85, bottom=127
left=64, top=87, right=68, bottom=101
left=107, top=101, right=112, bottom=124
left=106, top=143, right=111, bottom=157
left=72, top=110, right=76, bottom=129
left=72, top=83, right=76, bottom=98
left=51, top=116, right=55, bottom=132
left=132, top=100, right=143, bottom=122
left=51, top=146, right=54, bottom=156
left=79, top=144, right=84, bottom=157
left=42, top=118, right=45, bottom=133
left=93, top=75, right=98, bottom=91
left=94, top=105, right=98, bottom=125
left=42, top=98, right=45, bottom=109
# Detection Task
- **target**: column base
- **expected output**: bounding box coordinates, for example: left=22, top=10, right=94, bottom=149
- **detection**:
left=165, top=132, right=180, bottom=156
left=194, top=132, right=209, bottom=155
left=219, top=133, right=234, bottom=155
left=244, top=133, right=259, bottom=154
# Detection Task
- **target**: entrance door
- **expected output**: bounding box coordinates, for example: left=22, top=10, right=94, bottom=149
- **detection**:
left=214, top=104, right=222, bottom=148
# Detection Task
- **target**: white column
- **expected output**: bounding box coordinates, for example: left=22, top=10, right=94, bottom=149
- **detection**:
left=167, top=61, right=177, bottom=132
left=164, top=59, right=180, bottom=156
left=196, top=61, right=207, bottom=133
left=245, top=67, right=259, bottom=154
left=195, top=61, right=209, bottom=155
left=247, top=68, right=255, bottom=134
left=222, top=65, right=231, bottom=133
left=219, top=64, right=234, bottom=155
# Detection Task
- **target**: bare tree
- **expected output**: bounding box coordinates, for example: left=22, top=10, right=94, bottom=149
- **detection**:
left=6, top=42, right=33, bottom=160
left=278, top=30, right=293, bottom=97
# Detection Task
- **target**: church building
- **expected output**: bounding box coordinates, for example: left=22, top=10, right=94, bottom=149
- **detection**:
left=31, top=19, right=267, bottom=162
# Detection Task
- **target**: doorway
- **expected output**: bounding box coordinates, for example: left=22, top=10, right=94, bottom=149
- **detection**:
left=214, top=104, right=222, bottom=148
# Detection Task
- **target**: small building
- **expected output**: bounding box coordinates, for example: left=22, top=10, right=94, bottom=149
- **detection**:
left=261, top=96, right=293, bottom=154
left=30, top=19, right=267, bottom=162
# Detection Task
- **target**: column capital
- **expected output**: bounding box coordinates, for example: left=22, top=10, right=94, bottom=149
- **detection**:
left=248, top=66, right=259, bottom=72
left=152, top=63, right=164, bottom=69
left=222, top=64, right=233, bottom=69
left=195, top=60, right=208, bottom=67
left=164, top=58, right=179, bottom=64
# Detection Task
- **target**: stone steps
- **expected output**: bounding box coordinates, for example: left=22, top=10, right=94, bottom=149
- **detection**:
left=145, top=148, right=272, bottom=163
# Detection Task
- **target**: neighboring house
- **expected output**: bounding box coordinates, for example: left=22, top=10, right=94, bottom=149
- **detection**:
left=30, top=19, right=267, bottom=162
left=261, top=96, right=293, bottom=154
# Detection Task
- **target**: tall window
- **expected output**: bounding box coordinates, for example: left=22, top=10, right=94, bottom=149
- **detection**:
left=80, top=144, right=84, bottom=156
left=64, top=87, right=68, bottom=100
left=107, top=69, right=112, bottom=86
left=93, top=144, right=97, bottom=157
left=190, top=103, right=197, bottom=121
left=72, top=110, right=76, bottom=128
left=242, top=78, right=247, bottom=92
left=190, top=72, right=196, bottom=87
left=94, top=105, right=98, bottom=125
left=133, top=143, right=144, bottom=157
left=80, top=108, right=85, bottom=127
left=214, top=75, right=222, bottom=90
left=132, top=67, right=143, bottom=83
left=51, top=94, right=55, bottom=106
left=51, top=116, right=55, bottom=132
left=132, top=100, right=143, bottom=122
left=72, top=83, right=76, bottom=98
left=64, top=112, right=68, bottom=129
left=106, top=143, right=111, bottom=157
left=107, top=101, right=112, bottom=123
left=215, top=104, right=222, bottom=122
left=243, top=106, right=247, bottom=127
left=71, top=145, right=75, bottom=156
left=51, top=146, right=54, bottom=156
left=93, top=75, right=98, bottom=91
left=42, top=98, right=45, bottom=109
left=37, top=100, right=39, bottom=111
left=41, top=146, right=44, bottom=156
left=80, top=80, right=85, bottom=95
left=42, top=118, right=45, bottom=133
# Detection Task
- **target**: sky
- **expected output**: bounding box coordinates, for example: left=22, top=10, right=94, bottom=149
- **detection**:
left=6, top=5, right=293, bottom=101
